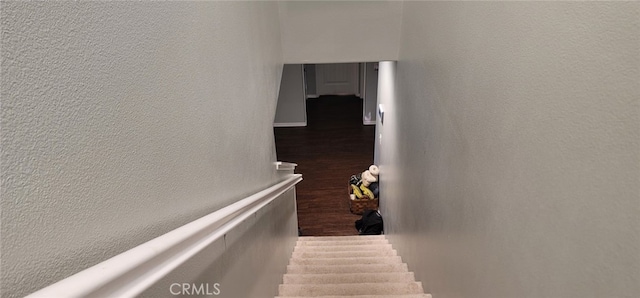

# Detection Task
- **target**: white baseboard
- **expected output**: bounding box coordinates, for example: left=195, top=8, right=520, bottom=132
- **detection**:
left=363, top=120, right=376, bottom=125
left=274, top=122, right=307, bottom=127
left=306, top=94, right=319, bottom=99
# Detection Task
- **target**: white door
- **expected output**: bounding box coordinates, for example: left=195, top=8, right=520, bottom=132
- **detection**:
left=315, top=63, right=360, bottom=96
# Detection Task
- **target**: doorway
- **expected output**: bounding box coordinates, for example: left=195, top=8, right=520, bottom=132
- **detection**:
left=273, top=62, right=378, bottom=236
left=315, top=63, right=360, bottom=96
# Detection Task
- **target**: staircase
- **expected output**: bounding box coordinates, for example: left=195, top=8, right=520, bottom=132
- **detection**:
left=276, top=235, right=431, bottom=298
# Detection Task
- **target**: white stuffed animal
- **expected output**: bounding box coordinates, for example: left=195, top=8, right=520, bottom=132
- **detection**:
left=361, top=165, right=379, bottom=187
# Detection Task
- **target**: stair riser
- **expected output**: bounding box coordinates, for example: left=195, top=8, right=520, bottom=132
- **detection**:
left=278, top=282, right=424, bottom=296
left=289, top=256, right=402, bottom=266
left=283, top=272, right=416, bottom=284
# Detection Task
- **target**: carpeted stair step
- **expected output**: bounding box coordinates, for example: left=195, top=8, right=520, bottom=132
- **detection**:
left=296, top=239, right=389, bottom=246
left=291, top=249, right=398, bottom=259
left=277, top=236, right=430, bottom=297
left=276, top=295, right=432, bottom=298
left=283, top=272, right=416, bottom=284
left=298, top=235, right=386, bottom=242
left=278, top=282, right=424, bottom=296
left=286, top=263, right=408, bottom=274
left=289, top=256, right=402, bottom=266
left=293, top=244, right=393, bottom=253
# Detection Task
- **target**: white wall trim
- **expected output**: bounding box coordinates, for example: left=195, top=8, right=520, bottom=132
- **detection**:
left=274, top=122, right=307, bottom=127
left=26, top=174, right=303, bottom=298
left=363, top=120, right=376, bottom=126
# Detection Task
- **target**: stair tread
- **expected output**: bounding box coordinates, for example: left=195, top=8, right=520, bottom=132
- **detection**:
left=298, top=235, right=386, bottom=241
left=296, top=240, right=389, bottom=246
left=276, top=295, right=431, bottom=298
left=294, top=244, right=393, bottom=252
left=278, top=282, right=424, bottom=296
left=290, top=256, right=402, bottom=266
left=286, top=263, right=408, bottom=274
left=292, top=250, right=397, bottom=259
left=283, top=272, right=415, bottom=284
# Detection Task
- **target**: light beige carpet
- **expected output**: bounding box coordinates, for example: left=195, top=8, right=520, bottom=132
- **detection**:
left=276, top=235, right=432, bottom=298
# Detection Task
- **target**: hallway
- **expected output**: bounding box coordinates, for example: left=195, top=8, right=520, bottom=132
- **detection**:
left=275, top=95, right=375, bottom=236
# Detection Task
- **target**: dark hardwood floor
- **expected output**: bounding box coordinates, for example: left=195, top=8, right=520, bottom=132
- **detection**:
left=274, top=95, right=375, bottom=236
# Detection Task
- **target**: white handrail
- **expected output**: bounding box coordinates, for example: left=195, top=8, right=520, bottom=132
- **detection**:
left=27, top=174, right=302, bottom=298
left=276, top=161, right=298, bottom=171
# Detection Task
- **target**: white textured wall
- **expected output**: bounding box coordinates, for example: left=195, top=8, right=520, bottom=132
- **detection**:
left=1, top=2, right=287, bottom=297
left=278, top=1, right=402, bottom=64
left=274, top=64, right=307, bottom=126
left=381, top=2, right=639, bottom=298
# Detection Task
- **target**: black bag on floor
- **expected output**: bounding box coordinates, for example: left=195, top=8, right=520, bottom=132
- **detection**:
left=355, top=209, right=383, bottom=235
